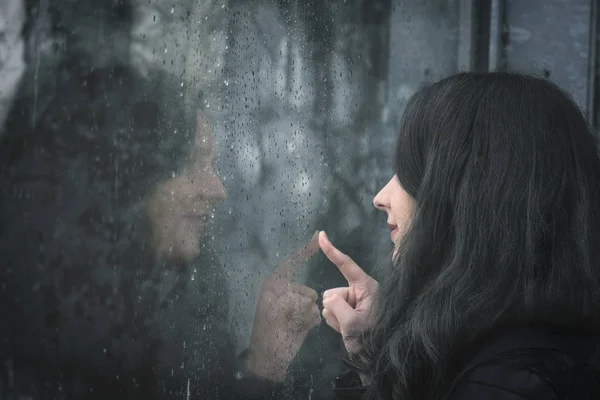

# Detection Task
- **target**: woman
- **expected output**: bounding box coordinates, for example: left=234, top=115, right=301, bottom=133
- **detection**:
left=0, top=65, right=320, bottom=399
left=320, top=72, right=600, bottom=399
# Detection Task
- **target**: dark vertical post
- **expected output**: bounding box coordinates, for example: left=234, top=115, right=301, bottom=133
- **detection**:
left=458, top=0, right=476, bottom=71
left=362, top=0, right=393, bottom=121
left=488, top=0, right=506, bottom=71
left=459, top=0, right=497, bottom=73
left=587, top=0, right=599, bottom=133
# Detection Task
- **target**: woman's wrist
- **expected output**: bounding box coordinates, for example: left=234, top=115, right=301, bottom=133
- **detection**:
left=237, top=348, right=287, bottom=382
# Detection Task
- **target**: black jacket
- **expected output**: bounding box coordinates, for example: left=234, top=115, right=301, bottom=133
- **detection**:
left=0, top=247, right=292, bottom=400
left=332, top=327, right=600, bottom=399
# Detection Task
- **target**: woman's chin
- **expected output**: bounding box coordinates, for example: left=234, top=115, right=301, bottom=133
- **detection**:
left=177, top=237, right=203, bottom=263
left=158, top=239, right=201, bottom=266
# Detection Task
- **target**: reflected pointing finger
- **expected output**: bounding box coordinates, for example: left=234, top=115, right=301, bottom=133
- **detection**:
left=270, top=231, right=320, bottom=281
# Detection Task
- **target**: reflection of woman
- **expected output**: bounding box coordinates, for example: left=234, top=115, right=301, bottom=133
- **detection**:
left=0, top=65, right=319, bottom=399
left=321, top=73, right=600, bottom=399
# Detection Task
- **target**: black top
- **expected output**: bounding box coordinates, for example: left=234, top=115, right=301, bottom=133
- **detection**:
left=0, top=247, right=291, bottom=400
left=333, top=327, right=600, bottom=399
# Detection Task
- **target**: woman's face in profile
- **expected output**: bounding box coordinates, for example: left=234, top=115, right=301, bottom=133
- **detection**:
left=147, top=112, right=226, bottom=263
left=373, top=175, right=414, bottom=255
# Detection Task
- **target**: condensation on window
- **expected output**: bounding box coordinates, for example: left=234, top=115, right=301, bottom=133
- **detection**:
left=0, top=0, right=462, bottom=399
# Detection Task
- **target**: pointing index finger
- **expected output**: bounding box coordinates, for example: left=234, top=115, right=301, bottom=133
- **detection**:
left=270, top=231, right=320, bottom=281
left=318, top=231, right=366, bottom=284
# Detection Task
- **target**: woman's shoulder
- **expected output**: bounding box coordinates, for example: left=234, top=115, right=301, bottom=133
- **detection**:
left=447, top=327, right=600, bottom=399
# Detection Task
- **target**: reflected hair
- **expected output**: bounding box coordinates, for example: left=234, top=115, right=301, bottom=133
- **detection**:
left=0, top=65, right=196, bottom=372
left=351, top=72, right=600, bottom=399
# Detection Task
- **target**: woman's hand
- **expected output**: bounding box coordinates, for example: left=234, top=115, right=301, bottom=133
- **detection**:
left=319, top=231, right=379, bottom=355
left=246, top=232, right=321, bottom=382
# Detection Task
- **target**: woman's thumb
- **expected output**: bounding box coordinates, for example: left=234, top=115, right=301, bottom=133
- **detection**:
left=322, top=294, right=355, bottom=334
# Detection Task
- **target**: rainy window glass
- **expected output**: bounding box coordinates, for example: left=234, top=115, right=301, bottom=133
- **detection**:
left=3, top=0, right=598, bottom=399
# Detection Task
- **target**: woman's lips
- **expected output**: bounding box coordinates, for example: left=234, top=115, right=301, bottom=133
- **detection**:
left=388, top=223, right=399, bottom=242
left=184, top=213, right=212, bottom=225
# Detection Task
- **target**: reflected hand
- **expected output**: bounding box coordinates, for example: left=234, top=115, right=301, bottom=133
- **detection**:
left=246, top=232, right=321, bottom=382
left=320, top=231, right=379, bottom=355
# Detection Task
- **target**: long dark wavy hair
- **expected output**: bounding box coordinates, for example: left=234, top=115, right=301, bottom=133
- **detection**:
left=352, top=72, right=600, bottom=399
left=0, top=65, right=209, bottom=394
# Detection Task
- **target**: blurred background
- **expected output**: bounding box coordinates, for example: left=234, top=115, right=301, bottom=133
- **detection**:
left=1, top=0, right=599, bottom=398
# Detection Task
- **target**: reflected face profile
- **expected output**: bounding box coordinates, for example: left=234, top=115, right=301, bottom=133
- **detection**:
left=373, top=175, right=414, bottom=254
left=148, top=112, right=227, bottom=263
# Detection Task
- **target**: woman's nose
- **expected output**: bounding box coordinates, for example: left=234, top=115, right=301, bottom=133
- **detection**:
left=373, top=188, right=387, bottom=211
left=191, top=169, right=227, bottom=201
left=373, top=177, right=395, bottom=211
left=204, top=172, right=227, bottom=201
